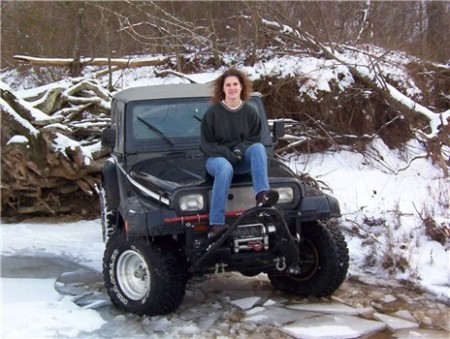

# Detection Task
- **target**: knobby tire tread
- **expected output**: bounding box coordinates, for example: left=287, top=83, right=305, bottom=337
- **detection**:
left=103, top=232, right=188, bottom=316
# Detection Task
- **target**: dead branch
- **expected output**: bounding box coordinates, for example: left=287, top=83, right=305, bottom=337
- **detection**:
left=259, top=3, right=450, bottom=175
left=154, top=69, right=199, bottom=83
left=14, top=55, right=169, bottom=68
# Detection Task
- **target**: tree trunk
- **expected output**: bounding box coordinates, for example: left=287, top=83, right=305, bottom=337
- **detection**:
left=426, top=1, right=450, bottom=63
left=71, top=7, right=84, bottom=77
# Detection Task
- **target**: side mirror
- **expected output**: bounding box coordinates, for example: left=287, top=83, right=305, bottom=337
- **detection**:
left=272, top=119, right=285, bottom=141
left=101, top=128, right=116, bottom=148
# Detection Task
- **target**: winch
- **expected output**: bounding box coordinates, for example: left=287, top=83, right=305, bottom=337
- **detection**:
left=233, top=223, right=271, bottom=253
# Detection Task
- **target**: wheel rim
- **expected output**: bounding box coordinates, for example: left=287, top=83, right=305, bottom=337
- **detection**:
left=116, top=250, right=150, bottom=300
left=293, top=238, right=320, bottom=281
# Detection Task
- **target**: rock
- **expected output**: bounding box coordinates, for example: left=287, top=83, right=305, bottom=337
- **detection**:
left=381, top=294, right=397, bottom=303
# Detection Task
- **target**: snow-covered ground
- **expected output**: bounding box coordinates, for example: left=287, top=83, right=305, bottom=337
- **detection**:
left=289, top=138, right=450, bottom=299
left=2, top=144, right=449, bottom=338
left=1, top=48, right=449, bottom=338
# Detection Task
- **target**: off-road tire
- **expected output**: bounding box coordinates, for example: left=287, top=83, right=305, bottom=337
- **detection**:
left=103, top=231, right=189, bottom=315
left=268, top=220, right=349, bottom=297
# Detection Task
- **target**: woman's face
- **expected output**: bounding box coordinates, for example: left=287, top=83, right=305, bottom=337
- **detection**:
left=223, top=76, right=242, bottom=101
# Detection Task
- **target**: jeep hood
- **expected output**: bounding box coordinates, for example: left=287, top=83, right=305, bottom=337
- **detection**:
left=130, top=153, right=208, bottom=192
left=129, top=152, right=297, bottom=193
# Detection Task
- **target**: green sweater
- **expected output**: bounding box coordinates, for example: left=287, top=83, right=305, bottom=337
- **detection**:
left=200, top=101, right=262, bottom=165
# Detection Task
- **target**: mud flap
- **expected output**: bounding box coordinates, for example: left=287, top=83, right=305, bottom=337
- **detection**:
left=54, top=269, right=111, bottom=309
left=193, top=206, right=300, bottom=270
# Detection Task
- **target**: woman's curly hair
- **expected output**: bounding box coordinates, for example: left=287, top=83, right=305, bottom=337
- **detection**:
left=211, top=68, right=253, bottom=103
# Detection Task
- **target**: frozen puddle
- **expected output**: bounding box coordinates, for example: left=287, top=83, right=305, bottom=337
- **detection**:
left=2, top=278, right=106, bottom=337
left=242, top=300, right=387, bottom=338
left=2, top=253, right=448, bottom=339
left=1, top=255, right=86, bottom=279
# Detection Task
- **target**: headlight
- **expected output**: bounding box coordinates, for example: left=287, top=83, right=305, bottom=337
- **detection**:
left=179, top=194, right=204, bottom=212
left=274, top=187, right=294, bottom=204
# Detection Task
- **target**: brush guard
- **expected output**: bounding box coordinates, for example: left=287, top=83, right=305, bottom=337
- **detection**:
left=191, top=206, right=300, bottom=272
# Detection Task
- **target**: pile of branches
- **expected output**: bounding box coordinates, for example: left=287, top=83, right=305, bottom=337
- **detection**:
left=2, top=41, right=449, bottom=218
left=1, top=79, right=111, bottom=216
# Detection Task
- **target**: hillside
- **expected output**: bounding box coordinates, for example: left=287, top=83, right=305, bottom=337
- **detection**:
left=1, top=45, right=449, bottom=300
left=1, top=45, right=449, bottom=216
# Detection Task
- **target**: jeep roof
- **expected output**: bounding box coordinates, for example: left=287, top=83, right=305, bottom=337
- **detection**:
left=113, top=83, right=263, bottom=102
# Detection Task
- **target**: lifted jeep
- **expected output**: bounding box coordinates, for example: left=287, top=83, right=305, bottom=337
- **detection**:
left=100, top=83, right=349, bottom=316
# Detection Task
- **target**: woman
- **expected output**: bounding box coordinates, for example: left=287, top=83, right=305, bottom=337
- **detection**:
left=200, top=68, right=278, bottom=242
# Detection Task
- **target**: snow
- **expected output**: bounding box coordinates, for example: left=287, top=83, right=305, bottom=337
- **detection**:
left=1, top=141, right=448, bottom=337
left=52, top=133, right=93, bottom=166
left=1, top=47, right=449, bottom=338
left=287, top=138, right=450, bottom=299
left=6, top=135, right=29, bottom=145
left=2, top=279, right=105, bottom=337
left=386, top=83, right=449, bottom=137
left=0, top=96, right=39, bottom=137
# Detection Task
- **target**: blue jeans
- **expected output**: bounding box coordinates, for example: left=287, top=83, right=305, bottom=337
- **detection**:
left=205, top=143, right=269, bottom=225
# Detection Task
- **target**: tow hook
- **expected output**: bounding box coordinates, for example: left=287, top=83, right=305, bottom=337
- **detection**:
left=274, top=256, right=286, bottom=271
left=248, top=240, right=264, bottom=251
left=214, top=262, right=228, bottom=276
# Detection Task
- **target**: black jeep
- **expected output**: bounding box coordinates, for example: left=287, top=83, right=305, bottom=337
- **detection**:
left=100, top=83, right=349, bottom=316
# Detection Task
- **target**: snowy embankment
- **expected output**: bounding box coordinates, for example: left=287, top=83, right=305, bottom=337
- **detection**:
left=1, top=46, right=449, bottom=337
left=285, top=138, right=449, bottom=299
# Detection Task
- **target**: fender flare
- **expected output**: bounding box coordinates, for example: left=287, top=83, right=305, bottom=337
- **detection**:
left=102, top=158, right=120, bottom=210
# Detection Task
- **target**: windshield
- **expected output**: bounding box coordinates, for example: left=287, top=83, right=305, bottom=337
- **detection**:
left=129, top=98, right=211, bottom=143
left=124, top=96, right=269, bottom=153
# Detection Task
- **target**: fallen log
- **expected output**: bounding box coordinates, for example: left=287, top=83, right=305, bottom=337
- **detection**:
left=14, top=55, right=169, bottom=68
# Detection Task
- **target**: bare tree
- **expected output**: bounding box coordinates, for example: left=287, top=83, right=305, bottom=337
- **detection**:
left=426, top=1, right=450, bottom=63
left=71, top=7, right=84, bottom=77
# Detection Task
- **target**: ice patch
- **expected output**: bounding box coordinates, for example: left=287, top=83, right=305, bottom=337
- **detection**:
left=2, top=278, right=105, bottom=338
left=244, top=306, right=319, bottom=326
left=230, top=296, right=260, bottom=310
left=287, top=302, right=359, bottom=316
left=374, top=312, right=419, bottom=332
left=281, top=314, right=385, bottom=339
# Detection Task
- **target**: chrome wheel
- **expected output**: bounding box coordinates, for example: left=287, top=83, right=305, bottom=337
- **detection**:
left=116, top=250, right=150, bottom=300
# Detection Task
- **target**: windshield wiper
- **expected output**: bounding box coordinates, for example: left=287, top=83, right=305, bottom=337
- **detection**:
left=193, top=114, right=202, bottom=122
left=137, top=116, right=175, bottom=146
